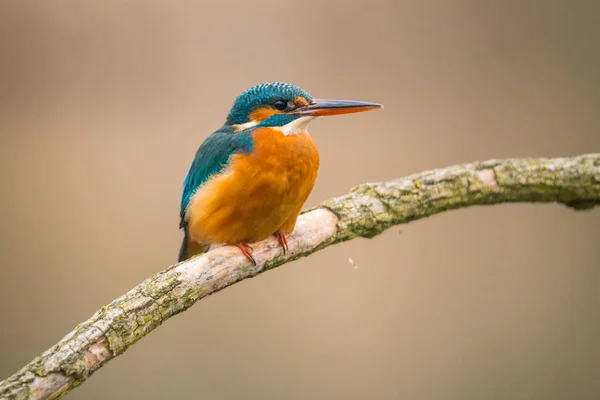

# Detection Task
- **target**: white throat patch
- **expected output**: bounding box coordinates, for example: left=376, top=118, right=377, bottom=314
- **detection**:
left=231, top=120, right=258, bottom=132
left=276, top=116, right=317, bottom=136
left=232, top=115, right=317, bottom=135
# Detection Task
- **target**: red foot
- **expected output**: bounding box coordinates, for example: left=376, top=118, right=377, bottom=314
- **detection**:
left=236, top=243, right=256, bottom=266
left=274, top=233, right=288, bottom=255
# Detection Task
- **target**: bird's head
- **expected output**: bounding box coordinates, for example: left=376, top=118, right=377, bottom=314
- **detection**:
left=225, top=82, right=382, bottom=135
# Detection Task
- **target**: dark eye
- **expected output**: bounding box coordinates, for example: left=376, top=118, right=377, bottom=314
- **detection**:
left=273, top=100, right=288, bottom=111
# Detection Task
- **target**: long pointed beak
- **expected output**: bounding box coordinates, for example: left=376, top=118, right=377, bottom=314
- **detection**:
left=294, top=98, right=383, bottom=117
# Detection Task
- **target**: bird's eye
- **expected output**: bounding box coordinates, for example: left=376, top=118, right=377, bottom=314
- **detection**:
left=273, top=100, right=288, bottom=111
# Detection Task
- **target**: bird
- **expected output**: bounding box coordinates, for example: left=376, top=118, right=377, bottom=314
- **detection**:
left=178, top=82, right=382, bottom=265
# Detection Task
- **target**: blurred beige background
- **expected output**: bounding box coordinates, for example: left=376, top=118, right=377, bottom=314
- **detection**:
left=1, top=1, right=599, bottom=399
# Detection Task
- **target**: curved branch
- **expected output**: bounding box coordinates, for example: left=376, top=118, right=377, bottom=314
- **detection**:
left=1, top=154, right=599, bottom=400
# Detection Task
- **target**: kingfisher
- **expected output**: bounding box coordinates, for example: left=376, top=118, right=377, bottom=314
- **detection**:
left=178, top=82, right=382, bottom=264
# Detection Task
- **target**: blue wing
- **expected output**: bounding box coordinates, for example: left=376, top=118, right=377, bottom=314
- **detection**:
left=179, top=125, right=254, bottom=229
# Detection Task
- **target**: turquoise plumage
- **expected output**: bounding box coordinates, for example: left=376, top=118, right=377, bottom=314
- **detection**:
left=178, top=126, right=253, bottom=261
left=177, top=81, right=382, bottom=264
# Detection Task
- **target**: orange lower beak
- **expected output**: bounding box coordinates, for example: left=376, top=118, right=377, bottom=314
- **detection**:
left=295, top=99, right=383, bottom=117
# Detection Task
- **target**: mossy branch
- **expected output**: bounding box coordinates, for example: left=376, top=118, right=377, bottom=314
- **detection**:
left=2, top=154, right=599, bottom=400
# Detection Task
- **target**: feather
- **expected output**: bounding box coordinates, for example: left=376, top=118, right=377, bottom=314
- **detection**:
left=179, top=125, right=254, bottom=229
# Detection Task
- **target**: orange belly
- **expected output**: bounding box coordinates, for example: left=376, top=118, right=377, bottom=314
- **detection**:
left=186, top=127, right=320, bottom=245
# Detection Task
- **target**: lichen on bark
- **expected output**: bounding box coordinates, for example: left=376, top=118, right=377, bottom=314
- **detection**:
left=1, top=154, right=598, bottom=400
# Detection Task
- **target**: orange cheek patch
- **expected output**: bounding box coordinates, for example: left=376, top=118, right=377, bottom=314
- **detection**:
left=249, top=107, right=278, bottom=123
left=294, top=96, right=309, bottom=107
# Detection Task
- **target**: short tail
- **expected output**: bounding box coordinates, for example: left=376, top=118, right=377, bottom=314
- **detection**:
left=178, top=228, right=210, bottom=262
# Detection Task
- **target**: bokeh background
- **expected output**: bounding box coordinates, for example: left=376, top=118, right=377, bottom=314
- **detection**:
left=1, top=1, right=599, bottom=399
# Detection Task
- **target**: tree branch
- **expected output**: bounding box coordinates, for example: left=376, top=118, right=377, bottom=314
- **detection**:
left=2, top=154, right=599, bottom=400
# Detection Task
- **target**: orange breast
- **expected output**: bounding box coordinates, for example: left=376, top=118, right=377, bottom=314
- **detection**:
left=186, top=127, right=320, bottom=245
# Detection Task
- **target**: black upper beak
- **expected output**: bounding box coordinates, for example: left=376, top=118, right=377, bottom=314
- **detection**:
left=294, top=99, right=383, bottom=117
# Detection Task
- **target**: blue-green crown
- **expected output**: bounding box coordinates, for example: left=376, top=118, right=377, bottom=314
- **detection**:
left=225, top=82, right=312, bottom=125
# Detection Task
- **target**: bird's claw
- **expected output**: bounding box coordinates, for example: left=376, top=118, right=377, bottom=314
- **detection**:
left=274, top=233, right=288, bottom=255
left=237, top=243, right=256, bottom=266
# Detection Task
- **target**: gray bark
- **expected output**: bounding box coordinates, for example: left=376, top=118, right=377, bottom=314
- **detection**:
left=1, top=154, right=598, bottom=400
